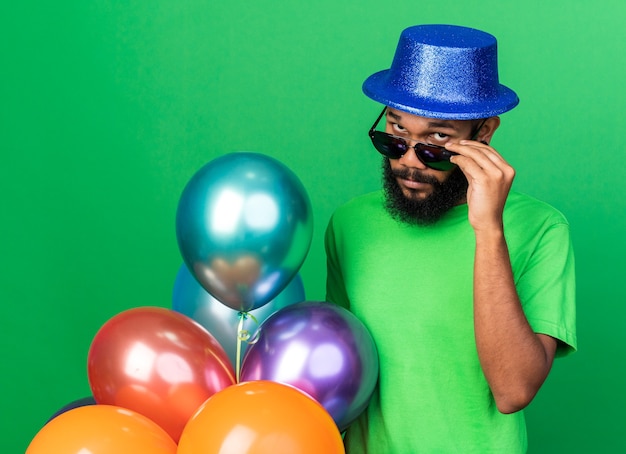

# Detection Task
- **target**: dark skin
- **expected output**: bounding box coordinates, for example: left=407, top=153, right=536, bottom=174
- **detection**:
left=385, top=108, right=557, bottom=413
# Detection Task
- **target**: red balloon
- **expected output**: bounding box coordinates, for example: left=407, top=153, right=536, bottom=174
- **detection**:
left=88, top=307, right=236, bottom=442
left=178, top=381, right=345, bottom=454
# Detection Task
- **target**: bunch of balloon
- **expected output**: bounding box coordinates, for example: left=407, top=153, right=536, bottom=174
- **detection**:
left=87, top=307, right=236, bottom=442
left=27, top=405, right=177, bottom=454
left=240, top=301, right=380, bottom=432
left=175, top=152, right=314, bottom=380
left=172, top=263, right=306, bottom=368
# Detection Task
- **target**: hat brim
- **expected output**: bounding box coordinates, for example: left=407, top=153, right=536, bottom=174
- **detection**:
left=363, top=70, right=520, bottom=120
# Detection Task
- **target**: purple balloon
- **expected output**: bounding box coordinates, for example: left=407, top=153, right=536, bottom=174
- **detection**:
left=240, top=301, right=379, bottom=431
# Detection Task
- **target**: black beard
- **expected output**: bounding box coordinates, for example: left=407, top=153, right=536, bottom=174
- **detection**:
left=382, top=158, right=468, bottom=225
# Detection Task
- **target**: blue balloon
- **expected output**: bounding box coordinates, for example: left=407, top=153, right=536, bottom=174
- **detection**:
left=46, top=396, right=96, bottom=424
left=172, top=263, right=306, bottom=368
left=176, top=152, right=313, bottom=312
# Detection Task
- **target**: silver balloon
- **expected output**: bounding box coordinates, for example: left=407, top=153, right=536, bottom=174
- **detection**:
left=172, top=263, right=306, bottom=368
left=176, top=152, right=313, bottom=312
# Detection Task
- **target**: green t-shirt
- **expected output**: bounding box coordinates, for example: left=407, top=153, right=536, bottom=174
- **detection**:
left=325, top=190, right=577, bottom=454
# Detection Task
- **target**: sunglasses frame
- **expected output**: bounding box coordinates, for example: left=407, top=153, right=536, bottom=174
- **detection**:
left=368, top=107, right=486, bottom=171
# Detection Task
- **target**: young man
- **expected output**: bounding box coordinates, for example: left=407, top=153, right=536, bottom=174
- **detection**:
left=325, top=24, right=577, bottom=453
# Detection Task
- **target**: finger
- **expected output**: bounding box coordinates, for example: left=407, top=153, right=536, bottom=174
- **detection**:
left=447, top=140, right=503, bottom=163
left=447, top=141, right=508, bottom=170
left=449, top=153, right=489, bottom=181
left=449, top=144, right=515, bottom=185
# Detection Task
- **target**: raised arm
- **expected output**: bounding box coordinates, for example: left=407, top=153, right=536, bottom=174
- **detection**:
left=448, top=129, right=557, bottom=414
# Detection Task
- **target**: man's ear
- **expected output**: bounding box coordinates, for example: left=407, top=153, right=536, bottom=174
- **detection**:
left=478, top=116, right=500, bottom=144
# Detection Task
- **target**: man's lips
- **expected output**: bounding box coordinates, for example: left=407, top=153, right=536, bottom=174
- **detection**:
left=393, top=170, right=439, bottom=189
left=397, top=176, right=430, bottom=189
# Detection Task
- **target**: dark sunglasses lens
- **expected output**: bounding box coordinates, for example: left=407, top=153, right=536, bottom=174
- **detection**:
left=416, top=144, right=456, bottom=171
left=371, top=132, right=407, bottom=159
left=425, top=160, right=455, bottom=171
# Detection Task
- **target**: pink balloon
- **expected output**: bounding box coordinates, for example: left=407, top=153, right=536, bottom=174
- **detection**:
left=88, top=307, right=236, bottom=442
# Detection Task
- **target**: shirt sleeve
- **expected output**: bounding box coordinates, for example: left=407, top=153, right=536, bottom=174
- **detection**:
left=517, top=222, right=577, bottom=357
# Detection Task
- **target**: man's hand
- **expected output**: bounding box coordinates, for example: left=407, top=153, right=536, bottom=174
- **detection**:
left=447, top=139, right=515, bottom=232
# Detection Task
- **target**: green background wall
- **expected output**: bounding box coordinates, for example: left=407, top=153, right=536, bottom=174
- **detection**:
left=2, top=1, right=625, bottom=452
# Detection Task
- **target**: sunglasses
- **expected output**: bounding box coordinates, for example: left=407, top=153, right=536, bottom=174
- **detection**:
left=368, top=107, right=485, bottom=171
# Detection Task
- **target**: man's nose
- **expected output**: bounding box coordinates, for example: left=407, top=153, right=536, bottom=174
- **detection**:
left=398, top=140, right=428, bottom=169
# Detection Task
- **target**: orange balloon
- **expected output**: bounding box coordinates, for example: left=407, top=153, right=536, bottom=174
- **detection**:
left=87, top=307, right=236, bottom=442
left=26, top=405, right=177, bottom=454
left=177, top=381, right=345, bottom=454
